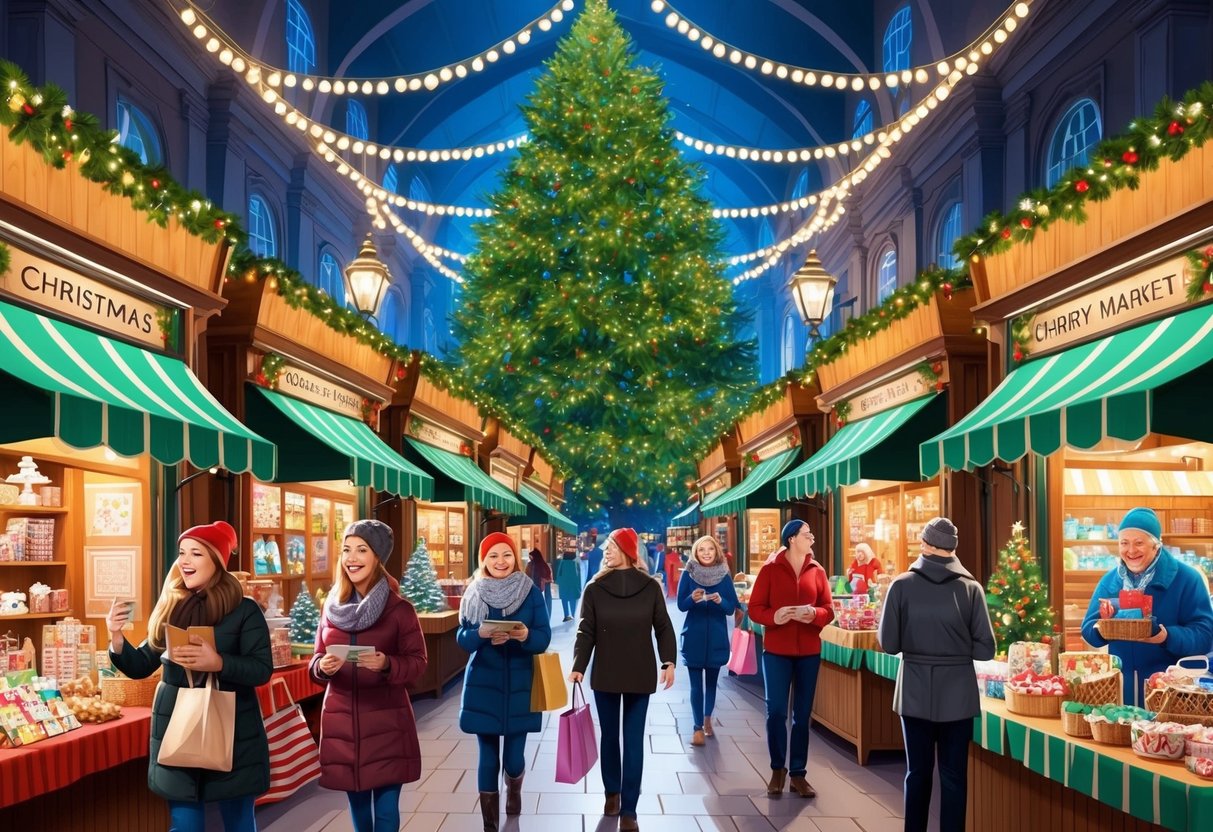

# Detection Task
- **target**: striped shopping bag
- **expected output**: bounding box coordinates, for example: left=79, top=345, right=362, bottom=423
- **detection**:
left=255, top=678, right=321, bottom=806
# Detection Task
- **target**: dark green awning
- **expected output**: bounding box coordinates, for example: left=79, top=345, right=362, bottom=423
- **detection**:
left=0, top=298, right=275, bottom=478
left=405, top=438, right=527, bottom=515
left=698, top=447, right=801, bottom=517
left=516, top=483, right=578, bottom=534
left=669, top=500, right=700, bottom=526
left=247, top=386, right=432, bottom=497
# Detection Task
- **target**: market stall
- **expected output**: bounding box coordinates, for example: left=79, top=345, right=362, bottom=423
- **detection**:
left=812, top=625, right=903, bottom=765
left=694, top=438, right=740, bottom=562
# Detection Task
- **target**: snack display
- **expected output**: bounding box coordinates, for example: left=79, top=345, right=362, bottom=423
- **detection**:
left=1005, top=671, right=1068, bottom=717
left=0, top=682, right=82, bottom=747
left=1062, top=701, right=1097, bottom=738
left=975, top=659, right=1009, bottom=700
left=1008, top=641, right=1055, bottom=677
left=1131, top=721, right=1199, bottom=760
left=1085, top=704, right=1155, bottom=746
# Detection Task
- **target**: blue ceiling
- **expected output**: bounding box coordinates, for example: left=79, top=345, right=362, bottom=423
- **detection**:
left=316, top=0, right=886, bottom=263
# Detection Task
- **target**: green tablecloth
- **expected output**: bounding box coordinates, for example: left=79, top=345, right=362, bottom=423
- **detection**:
left=864, top=650, right=900, bottom=681
left=820, top=640, right=864, bottom=669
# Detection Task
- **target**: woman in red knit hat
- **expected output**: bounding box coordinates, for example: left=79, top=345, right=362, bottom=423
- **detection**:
left=570, top=527, right=676, bottom=832
left=106, top=521, right=273, bottom=832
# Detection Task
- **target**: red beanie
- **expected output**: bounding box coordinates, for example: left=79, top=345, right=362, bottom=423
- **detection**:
left=609, top=527, right=640, bottom=563
left=479, top=532, right=517, bottom=561
left=179, top=521, right=238, bottom=569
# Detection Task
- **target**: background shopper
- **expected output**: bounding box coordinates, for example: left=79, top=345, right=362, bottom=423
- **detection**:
left=525, top=545, right=554, bottom=622
left=555, top=550, right=583, bottom=622
left=878, top=516, right=995, bottom=832
left=677, top=534, right=738, bottom=747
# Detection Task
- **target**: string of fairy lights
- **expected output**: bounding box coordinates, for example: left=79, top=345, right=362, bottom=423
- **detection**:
left=175, top=0, right=1035, bottom=283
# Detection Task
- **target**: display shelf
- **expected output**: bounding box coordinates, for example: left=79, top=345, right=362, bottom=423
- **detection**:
left=0, top=505, right=68, bottom=515
left=0, top=561, right=67, bottom=566
left=0, top=610, right=72, bottom=620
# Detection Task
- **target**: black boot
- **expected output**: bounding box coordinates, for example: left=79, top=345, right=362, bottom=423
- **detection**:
left=505, top=771, right=524, bottom=815
left=480, top=791, right=500, bottom=832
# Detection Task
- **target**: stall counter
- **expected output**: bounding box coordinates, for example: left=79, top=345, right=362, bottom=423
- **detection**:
left=812, top=624, right=903, bottom=764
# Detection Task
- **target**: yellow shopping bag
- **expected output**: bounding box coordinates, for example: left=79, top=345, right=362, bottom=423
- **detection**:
left=530, top=652, right=568, bottom=711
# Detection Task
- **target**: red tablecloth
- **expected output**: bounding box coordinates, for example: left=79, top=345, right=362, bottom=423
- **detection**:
left=255, top=661, right=326, bottom=717
left=0, top=707, right=152, bottom=809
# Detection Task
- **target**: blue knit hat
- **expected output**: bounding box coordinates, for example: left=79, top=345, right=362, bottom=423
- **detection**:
left=1118, top=507, right=1161, bottom=541
left=781, top=519, right=809, bottom=548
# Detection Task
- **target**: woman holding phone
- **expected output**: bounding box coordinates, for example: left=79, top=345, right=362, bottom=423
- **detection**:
left=677, top=535, right=738, bottom=747
left=106, top=521, right=272, bottom=832
left=747, top=519, right=834, bottom=798
left=310, top=520, right=428, bottom=832
left=457, top=533, right=552, bottom=832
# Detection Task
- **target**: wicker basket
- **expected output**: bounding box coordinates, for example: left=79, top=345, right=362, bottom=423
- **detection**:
left=1097, top=618, right=1152, bottom=641
left=1145, top=686, right=1213, bottom=722
left=1006, top=689, right=1064, bottom=718
left=101, top=668, right=162, bottom=707
left=1062, top=710, right=1093, bottom=738
left=1090, top=719, right=1132, bottom=746
left=1068, top=672, right=1122, bottom=706
left=1154, top=712, right=1213, bottom=728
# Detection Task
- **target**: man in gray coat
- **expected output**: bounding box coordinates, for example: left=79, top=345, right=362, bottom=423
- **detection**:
left=878, top=516, right=996, bottom=832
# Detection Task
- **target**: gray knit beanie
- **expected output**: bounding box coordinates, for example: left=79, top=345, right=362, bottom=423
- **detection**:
left=920, top=516, right=958, bottom=552
left=344, top=520, right=394, bottom=563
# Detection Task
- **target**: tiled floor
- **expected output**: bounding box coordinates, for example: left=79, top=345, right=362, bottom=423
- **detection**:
left=259, top=596, right=933, bottom=832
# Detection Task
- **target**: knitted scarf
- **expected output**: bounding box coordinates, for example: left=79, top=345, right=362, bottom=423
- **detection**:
left=459, top=571, right=532, bottom=626
left=1118, top=554, right=1160, bottom=591
left=324, top=576, right=391, bottom=633
left=685, top=560, right=731, bottom=588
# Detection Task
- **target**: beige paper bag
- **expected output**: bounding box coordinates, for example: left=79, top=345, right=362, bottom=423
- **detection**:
left=157, top=671, right=236, bottom=772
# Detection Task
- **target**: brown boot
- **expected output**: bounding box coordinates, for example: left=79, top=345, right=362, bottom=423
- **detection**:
left=504, top=771, right=524, bottom=816
left=691, top=729, right=705, bottom=747
left=789, top=776, right=816, bottom=798
left=703, top=715, right=714, bottom=737
left=604, top=792, right=621, bottom=816
left=479, top=791, right=500, bottom=832
left=766, top=768, right=787, bottom=796
left=620, top=817, right=640, bottom=832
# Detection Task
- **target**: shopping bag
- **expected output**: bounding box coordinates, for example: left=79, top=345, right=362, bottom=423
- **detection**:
left=530, top=652, right=569, bottom=712
left=555, top=682, right=598, bottom=784
left=727, top=627, right=758, bottom=676
left=255, top=678, right=322, bottom=806
left=158, top=670, right=236, bottom=771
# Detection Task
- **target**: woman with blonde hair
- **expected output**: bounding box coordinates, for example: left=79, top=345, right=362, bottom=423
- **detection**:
left=105, top=521, right=272, bottom=832
left=456, top=532, right=551, bottom=832
left=311, top=520, right=428, bottom=832
left=570, top=527, right=676, bottom=832
left=677, top=535, right=739, bottom=746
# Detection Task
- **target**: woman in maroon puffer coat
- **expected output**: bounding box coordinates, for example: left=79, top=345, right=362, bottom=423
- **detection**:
left=310, top=520, right=428, bottom=832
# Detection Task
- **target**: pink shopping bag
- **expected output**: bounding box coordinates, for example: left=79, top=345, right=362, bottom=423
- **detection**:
left=727, top=627, right=758, bottom=675
left=555, top=682, right=598, bottom=784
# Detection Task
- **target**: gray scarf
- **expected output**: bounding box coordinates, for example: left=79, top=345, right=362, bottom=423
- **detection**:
left=460, top=571, right=532, bottom=626
left=685, top=560, right=731, bottom=588
left=324, top=577, right=391, bottom=633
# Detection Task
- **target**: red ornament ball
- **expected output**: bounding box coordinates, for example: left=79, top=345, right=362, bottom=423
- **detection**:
left=151, top=178, right=161, bottom=189
left=1204, top=282, right=1213, bottom=295
left=1001, top=228, right=1013, bottom=240
left=603, top=69, right=611, bottom=77
left=531, top=357, right=540, bottom=366
left=589, top=35, right=599, bottom=44
left=626, top=177, right=635, bottom=185
left=583, top=123, right=592, bottom=131
left=1019, top=217, right=1033, bottom=229
left=1122, top=150, right=1139, bottom=164
left=1013, top=349, right=1024, bottom=362
left=213, top=219, right=224, bottom=229
left=630, top=86, right=639, bottom=94
left=931, top=360, right=944, bottom=375
left=1075, top=179, right=1089, bottom=193
left=22, top=103, right=34, bottom=116
left=553, top=181, right=562, bottom=191
left=395, top=367, right=405, bottom=381
left=1168, top=121, right=1184, bottom=136
left=934, top=380, right=945, bottom=392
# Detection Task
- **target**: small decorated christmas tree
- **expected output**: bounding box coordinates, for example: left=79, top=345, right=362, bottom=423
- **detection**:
left=400, top=538, right=448, bottom=613
left=288, top=582, right=320, bottom=644
left=986, top=522, right=1057, bottom=652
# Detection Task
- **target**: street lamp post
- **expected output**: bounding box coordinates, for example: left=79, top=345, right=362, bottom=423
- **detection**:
left=343, top=234, right=390, bottom=324
left=787, top=249, right=838, bottom=349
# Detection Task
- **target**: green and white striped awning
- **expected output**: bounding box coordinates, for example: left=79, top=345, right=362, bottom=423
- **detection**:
left=669, top=500, right=700, bottom=526
left=777, top=393, right=942, bottom=500
left=247, top=387, right=432, bottom=498
left=0, top=298, right=275, bottom=479
left=405, top=438, right=527, bottom=516
left=920, top=303, right=1213, bottom=478
left=698, top=447, right=801, bottom=517
left=516, top=483, right=578, bottom=534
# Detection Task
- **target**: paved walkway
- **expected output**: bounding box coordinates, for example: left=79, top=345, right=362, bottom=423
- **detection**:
left=260, top=595, right=926, bottom=832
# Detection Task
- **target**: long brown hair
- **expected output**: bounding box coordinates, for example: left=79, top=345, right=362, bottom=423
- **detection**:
left=333, top=559, right=392, bottom=604
left=147, top=542, right=243, bottom=650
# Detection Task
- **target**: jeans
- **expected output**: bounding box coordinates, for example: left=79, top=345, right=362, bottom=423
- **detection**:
left=167, top=797, right=256, bottom=832
left=346, top=785, right=402, bottom=832
left=595, top=691, right=650, bottom=817
left=686, top=666, right=721, bottom=730
left=762, top=653, right=821, bottom=776
left=560, top=596, right=577, bottom=617
left=476, top=733, right=528, bottom=791
left=901, top=716, right=971, bottom=832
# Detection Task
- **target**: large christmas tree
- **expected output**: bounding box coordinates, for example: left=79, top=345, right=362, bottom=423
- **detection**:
left=986, top=523, right=1057, bottom=651
left=451, top=0, right=755, bottom=518
left=400, top=538, right=448, bottom=613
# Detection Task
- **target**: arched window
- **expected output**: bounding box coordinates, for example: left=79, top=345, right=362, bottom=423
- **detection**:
left=791, top=169, right=810, bottom=200
left=1046, top=98, right=1102, bottom=188
left=247, top=196, right=277, bottom=258
left=423, top=308, right=437, bottom=353
left=876, top=246, right=898, bottom=303
left=852, top=100, right=873, bottom=139
left=346, top=100, right=369, bottom=141
left=115, top=97, right=162, bottom=165
left=882, top=7, right=912, bottom=73
left=285, top=0, right=316, bottom=75
left=383, top=163, right=398, bottom=194
left=781, top=312, right=796, bottom=374
left=318, top=249, right=345, bottom=305
left=936, top=202, right=963, bottom=270
left=379, top=288, right=408, bottom=344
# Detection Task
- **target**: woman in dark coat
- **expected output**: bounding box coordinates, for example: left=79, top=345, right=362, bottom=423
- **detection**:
left=677, top=534, right=738, bottom=747
left=555, top=550, right=582, bottom=622
left=310, top=520, right=428, bottom=832
left=570, top=527, right=676, bottom=832
left=878, top=517, right=996, bottom=832
left=525, top=546, right=554, bottom=621
left=457, top=532, right=552, bottom=832
left=106, top=521, right=272, bottom=832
